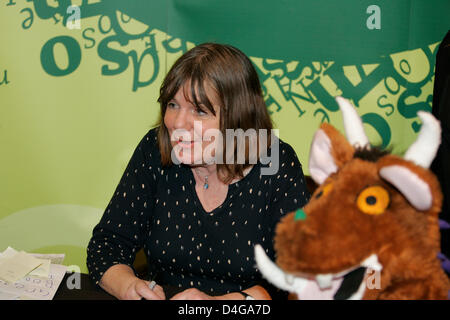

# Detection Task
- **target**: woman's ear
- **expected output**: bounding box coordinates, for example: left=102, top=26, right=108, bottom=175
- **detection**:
left=309, top=123, right=354, bottom=185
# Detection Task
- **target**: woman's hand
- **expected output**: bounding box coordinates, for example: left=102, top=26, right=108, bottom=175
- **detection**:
left=99, top=264, right=165, bottom=300
left=170, top=288, right=218, bottom=300
left=169, top=285, right=271, bottom=300
left=121, top=278, right=166, bottom=300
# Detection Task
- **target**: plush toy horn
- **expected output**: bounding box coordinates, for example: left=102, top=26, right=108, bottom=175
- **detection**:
left=403, top=111, right=441, bottom=168
left=336, top=96, right=370, bottom=149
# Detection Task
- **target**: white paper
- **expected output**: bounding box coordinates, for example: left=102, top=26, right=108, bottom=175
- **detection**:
left=31, top=253, right=65, bottom=265
left=29, top=259, right=51, bottom=278
left=0, top=248, right=65, bottom=265
left=0, top=247, right=18, bottom=259
left=0, top=251, right=43, bottom=283
left=0, top=263, right=67, bottom=300
left=0, top=291, right=20, bottom=300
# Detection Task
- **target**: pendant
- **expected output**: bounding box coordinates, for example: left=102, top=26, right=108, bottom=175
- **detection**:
left=203, top=176, right=209, bottom=189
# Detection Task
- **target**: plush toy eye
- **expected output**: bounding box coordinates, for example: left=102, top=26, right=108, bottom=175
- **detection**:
left=356, top=185, right=390, bottom=215
left=315, top=183, right=333, bottom=199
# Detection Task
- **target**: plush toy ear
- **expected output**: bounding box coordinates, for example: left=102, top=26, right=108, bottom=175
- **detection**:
left=379, top=164, right=433, bottom=211
left=378, top=111, right=442, bottom=211
left=309, top=124, right=354, bottom=185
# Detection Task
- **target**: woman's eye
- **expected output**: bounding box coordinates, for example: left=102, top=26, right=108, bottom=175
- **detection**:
left=195, top=108, right=207, bottom=116
left=167, top=102, right=177, bottom=109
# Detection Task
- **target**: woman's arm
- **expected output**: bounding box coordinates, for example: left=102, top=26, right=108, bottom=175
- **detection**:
left=87, top=130, right=159, bottom=289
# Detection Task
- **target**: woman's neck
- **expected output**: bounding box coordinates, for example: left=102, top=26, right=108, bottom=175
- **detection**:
left=191, top=164, right=218, bottom=179
left=190, top=164, right=254, bottom=187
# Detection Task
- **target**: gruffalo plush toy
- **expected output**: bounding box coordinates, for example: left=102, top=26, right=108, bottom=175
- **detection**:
left=255, top=97, right=450, bottom=299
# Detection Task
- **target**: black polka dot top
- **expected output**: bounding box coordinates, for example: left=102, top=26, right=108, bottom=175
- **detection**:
left=87, top=127, right=310, bottom=296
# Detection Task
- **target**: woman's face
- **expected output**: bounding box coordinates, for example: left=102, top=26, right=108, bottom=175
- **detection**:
left=164, top=83, right=221, bottom=166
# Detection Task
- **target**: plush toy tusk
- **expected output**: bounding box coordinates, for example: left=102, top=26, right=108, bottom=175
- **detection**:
left=254, top=244, right=298, bottom=292
left=404, top=111, right=441, bottom=168
left=335, top=96, right=370, bottom=149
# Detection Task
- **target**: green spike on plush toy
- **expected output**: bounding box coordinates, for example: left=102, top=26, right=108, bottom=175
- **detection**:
left=294, top=208, right=307, bottom=221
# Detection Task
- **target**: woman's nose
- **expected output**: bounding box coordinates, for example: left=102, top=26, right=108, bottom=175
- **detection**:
left=173, top=108, right=192, bottom=130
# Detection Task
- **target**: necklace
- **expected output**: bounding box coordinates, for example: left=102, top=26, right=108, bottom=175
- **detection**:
left=203, top=175, right=209, bottom=190
left=193, top=169, right=209, bottom=190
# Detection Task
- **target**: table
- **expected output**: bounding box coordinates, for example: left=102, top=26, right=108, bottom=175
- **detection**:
left=53, top=272, right=183, bottom=300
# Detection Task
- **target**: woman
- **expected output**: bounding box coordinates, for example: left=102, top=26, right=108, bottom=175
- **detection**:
left=87, top=43, right=310, bottom=300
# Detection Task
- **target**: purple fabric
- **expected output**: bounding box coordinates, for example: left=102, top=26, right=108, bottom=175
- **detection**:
left=437, top=253, right=450, bottom=273
left=438, top=220, right=450, bottom=299
left=439, top=219, right=450, bottom=229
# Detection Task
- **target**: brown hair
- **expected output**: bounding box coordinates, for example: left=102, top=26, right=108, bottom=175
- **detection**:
left=156, top=43, right=273, bottom=183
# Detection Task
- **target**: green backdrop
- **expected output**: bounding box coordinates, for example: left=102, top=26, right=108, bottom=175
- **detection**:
left=1, top=0, right=448, bottom=273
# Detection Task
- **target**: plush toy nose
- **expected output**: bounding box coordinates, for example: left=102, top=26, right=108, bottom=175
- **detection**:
left=294, top=208, right=307, bottom=221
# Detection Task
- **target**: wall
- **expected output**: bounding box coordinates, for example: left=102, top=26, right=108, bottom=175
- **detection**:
left=0, top=0, right=448, bottom=272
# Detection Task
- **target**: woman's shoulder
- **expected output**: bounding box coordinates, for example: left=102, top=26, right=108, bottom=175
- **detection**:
left=265, top=136, right=302, bottom=165
left=277, top=138, right=299, bottom=160
left=141, top=127, right=159, bottom=144
left=136, top=126, right=162, bottom=165
left=256, top=136, right=303, bottom=178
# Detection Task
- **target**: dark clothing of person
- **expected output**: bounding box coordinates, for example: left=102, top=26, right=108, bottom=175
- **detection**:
left=87, top=127, right=310, bottom=297
left=431, top=31, right=450, bottom=271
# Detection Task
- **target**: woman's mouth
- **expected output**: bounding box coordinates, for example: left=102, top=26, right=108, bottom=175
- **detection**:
left=176, top=138, right=195, bottom=148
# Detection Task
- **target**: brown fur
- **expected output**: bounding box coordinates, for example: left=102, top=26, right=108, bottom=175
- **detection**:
left=274, top=124, right=450, bottom=299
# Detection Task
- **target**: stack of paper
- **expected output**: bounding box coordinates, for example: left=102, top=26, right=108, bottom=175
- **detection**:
left=0, top=247, right=67, bottom=300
